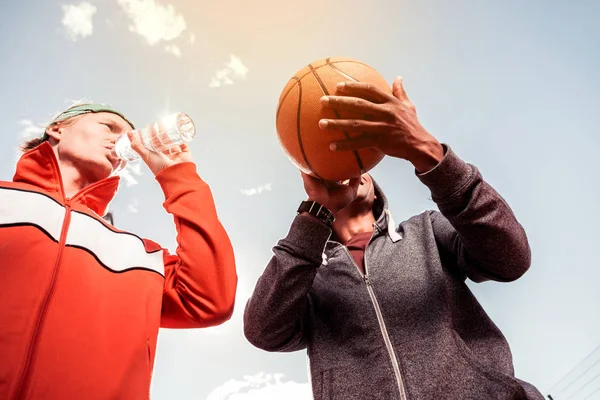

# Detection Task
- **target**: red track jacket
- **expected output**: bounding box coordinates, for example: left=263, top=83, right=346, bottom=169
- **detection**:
left=0, top=142, right=238, bottom=399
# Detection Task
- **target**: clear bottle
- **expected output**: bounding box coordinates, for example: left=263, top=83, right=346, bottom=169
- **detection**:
left=112, top=112, right=196, bottom=162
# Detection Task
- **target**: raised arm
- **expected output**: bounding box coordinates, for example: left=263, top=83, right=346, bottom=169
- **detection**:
left=419, top=146, right=531, bottom=282
left=244, top=172, right=359, bottom=351
left=155, top=162, right=238, bottom=328
left=317, top=76, right=531, bottom=283
left=243, top=215, right=330, bottom=352
left=125, top=130, right=237, bottom=329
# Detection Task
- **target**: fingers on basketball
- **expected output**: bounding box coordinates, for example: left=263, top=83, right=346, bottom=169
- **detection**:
left=276, top=57, right=388, bottom=181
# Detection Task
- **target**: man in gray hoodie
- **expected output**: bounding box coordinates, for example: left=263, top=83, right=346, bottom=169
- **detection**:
left=243, top=77, right=544, bottom=399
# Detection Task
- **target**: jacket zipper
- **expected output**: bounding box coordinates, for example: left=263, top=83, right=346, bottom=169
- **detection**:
left=343, top=229, right=408, bottom=400
left=13, top=200, right=72, bottom=400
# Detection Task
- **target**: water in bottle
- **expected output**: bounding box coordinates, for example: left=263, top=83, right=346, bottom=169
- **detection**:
left=112, top=112, right=196, bottom=162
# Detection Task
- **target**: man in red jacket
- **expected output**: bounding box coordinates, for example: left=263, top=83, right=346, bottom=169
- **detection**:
left=0, top=103, right=238, bottom=399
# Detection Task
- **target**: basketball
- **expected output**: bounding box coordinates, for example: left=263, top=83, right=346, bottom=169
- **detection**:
left=276, top=57, right=391, bottom=181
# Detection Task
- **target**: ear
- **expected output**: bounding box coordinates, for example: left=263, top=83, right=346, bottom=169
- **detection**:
left=45, top=123, right=62, bottom=142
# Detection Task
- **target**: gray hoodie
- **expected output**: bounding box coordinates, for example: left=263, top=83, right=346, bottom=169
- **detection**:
left=243, top=145, right=544, bottom=400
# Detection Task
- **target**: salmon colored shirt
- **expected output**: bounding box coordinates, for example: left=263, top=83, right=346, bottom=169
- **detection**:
left=344, top=231, right=373, bottom=275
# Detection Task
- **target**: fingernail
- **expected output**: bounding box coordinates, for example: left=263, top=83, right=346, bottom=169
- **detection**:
left=127, top=131, right=134, bottom=140
left=319, top=120, right=329, bottom=129
left=337, top=82, right=346, bottom=90
left=320, top=96, right=329, bottom=105
left=329, top=143, right=337, bottom=151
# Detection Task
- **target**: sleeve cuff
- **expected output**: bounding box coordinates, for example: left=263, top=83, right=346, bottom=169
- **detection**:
left=154, top=162, right=207, bottom=199
left=281, top=214, right=332, bottom=263
left=416, top=144, right=475, bottom=201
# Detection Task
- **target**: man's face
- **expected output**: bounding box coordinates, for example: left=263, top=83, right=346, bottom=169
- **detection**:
left=48, top=112, right=132, bottom=182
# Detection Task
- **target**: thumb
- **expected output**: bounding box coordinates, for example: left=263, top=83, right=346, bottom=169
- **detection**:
left=392, top=76, right=407, bottom=100
left=347, top=176, right=361, bottom=193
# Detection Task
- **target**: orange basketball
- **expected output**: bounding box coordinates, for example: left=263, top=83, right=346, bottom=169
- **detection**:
left=276, top=57, right=390, bottom=181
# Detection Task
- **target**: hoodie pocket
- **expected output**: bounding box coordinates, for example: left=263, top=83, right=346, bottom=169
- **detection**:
left=450, top=330, right=526, bottom=398
left=317, top=366, right=395, bottom=400
left=393, top=329, right=528, bottom=400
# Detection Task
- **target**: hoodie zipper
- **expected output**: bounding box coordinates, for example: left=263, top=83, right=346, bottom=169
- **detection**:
left=12, top=199, right=72, bottom=400
left=343, top=229, right=408, bottom=400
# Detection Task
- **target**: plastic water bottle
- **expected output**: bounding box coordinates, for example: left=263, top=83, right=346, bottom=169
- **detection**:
left=112, top=112, right=196, bottom=162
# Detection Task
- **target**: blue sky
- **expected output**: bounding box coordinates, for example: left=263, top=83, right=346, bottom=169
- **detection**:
left=1, top=0, right=599, bottom=399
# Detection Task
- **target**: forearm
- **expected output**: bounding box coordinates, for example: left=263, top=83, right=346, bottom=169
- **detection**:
left=156, top=162, right=238, bottom=328
left=421, top=145, right=531, bottom=282
left=244, top=214, right=330, bottom=351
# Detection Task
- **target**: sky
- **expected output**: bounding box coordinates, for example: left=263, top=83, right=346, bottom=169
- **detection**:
left=1, top=0, right=599, bottom=399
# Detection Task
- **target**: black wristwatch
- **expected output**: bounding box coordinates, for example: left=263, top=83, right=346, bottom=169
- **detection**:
left=297, top=200, right=335, bottom=227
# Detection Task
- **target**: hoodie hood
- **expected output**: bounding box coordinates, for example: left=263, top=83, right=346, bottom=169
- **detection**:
left=370, top=176, right=403, bottom=243
left=371, top=177, right=386, bottom=222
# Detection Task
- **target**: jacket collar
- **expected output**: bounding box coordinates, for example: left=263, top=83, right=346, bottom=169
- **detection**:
left=371, top=178, right=402, bottom=243
left=326, top=178, right=402, bottom=250
left=12, top=141, right=120, bottom=217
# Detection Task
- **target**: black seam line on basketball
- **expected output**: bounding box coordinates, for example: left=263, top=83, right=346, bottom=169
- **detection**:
left=295, top=76, right=324, bottom=180
left=309, top=63, right=366, bottom=174
left=276, top=77, right=299, bottom=121
left=70, top=210, right=162, bottom=255
left=66, top=244, right=165, bottom=278
left=326, top=58, right=366, bottom=174
left=326, top=58, right=358, bottom=82
left=277, top=60, right=373, bottom=113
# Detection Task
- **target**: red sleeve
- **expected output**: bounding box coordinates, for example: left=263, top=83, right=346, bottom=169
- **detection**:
left=153, top=162, right=238, bottom=328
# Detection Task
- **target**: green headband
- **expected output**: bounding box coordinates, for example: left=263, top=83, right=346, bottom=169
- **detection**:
left=42, top=104, right=135, bottom=140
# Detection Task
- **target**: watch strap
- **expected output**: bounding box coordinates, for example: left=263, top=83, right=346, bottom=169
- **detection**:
left=297, top=200, right=335, bottom=227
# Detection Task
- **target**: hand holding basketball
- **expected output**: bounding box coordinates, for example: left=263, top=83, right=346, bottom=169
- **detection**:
left=276, top=57, right=391, bottom=181
left=301, top=172, right=360, bottom=216
left=320, top=77, right=444, bottom=173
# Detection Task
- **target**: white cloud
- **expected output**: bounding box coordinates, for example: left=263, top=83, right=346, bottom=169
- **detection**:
left=209, top=55, right=249, bottom=88
left=18, top=119, right=45, bottom=140
left=61, top=2, right=97, bottom=41
left=127, top=198, right=139, bottom=213
left=14, top=119, right=45, bottom=165
left=165, top=44, right=181, bottom=57
left=207, top=373, right=311, bottom=400
left=240, top=183, right=272, bottom=196
left=118, top=161, right=143, bottom=187
left=117, top=0, right=186, bottom=46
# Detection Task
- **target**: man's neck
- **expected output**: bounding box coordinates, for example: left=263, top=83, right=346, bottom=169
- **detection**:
left=58, top=162, right=92, bottom=199
left=333, top=206, right=377, bottom=244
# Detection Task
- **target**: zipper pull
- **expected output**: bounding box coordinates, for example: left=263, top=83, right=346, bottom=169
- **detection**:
left=364, top=275, right=371, bottom=286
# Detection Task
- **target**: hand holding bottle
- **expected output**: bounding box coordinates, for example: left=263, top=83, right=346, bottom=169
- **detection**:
left=125, top=120, right=194, bottom=176
left=112, top=112, right=196, bottom=175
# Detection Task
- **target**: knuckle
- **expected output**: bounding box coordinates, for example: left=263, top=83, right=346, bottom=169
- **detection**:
left=351, top=99, right=363, bottom=109
left=382, top=106, right=396, bottom=118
